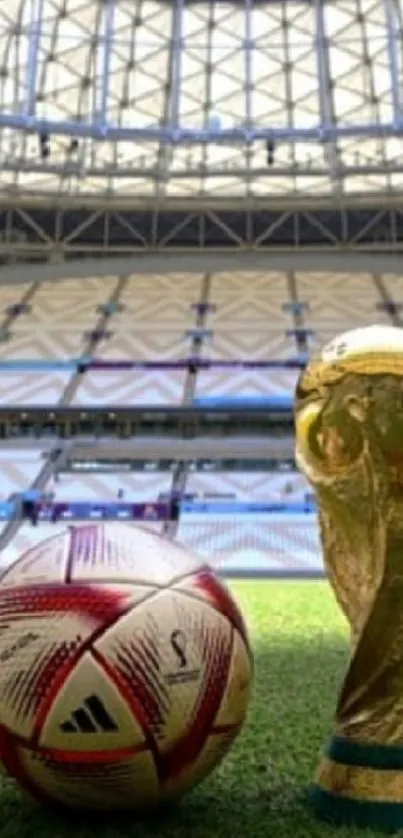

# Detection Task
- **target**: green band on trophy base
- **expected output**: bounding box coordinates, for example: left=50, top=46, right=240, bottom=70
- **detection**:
left=326, top=736, right=403, bottom=771
left=309, top=785, right=403, bottom=833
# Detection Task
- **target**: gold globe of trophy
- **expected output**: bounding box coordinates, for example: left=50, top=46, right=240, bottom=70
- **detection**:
left=295, top=324, right=403, bottom=832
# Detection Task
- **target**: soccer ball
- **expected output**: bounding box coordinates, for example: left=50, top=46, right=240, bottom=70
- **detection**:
left=0, top=523, right=253, bottom=811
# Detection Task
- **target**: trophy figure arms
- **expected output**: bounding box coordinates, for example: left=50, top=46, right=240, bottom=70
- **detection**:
left=295, top=324, right=403, bottom=832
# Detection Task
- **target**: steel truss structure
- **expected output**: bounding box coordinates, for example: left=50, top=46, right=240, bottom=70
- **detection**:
left=0, top=0, right=403, bottom=204
left=1, top=198, right=403, bottom=264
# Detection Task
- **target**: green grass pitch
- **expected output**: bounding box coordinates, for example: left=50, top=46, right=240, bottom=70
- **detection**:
left=0, top=581, right=385, bottom=838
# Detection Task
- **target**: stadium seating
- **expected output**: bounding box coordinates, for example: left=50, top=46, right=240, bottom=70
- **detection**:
left=0, top=271, right=394, bottom=404
left=0, top=269, right=401, bottom=577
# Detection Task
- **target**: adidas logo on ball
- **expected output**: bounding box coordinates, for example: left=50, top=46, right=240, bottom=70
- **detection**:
left=59, top=695, right=118, bottom=734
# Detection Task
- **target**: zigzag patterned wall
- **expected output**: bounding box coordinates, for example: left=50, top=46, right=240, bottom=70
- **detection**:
left=0, top=373, right=71, bottom=404
left=0, top=271, right=394, bottom=362
left=0, top=449, right=46, bottom=499
left=185, top=470, right=309, bottom=501
left=177, top=516, right=321, bottom=573
left=0, top=270, right=397, bottom=404
left=1, top=517, right=321, bottom=576
left=53, top=473, right=173, bottom=502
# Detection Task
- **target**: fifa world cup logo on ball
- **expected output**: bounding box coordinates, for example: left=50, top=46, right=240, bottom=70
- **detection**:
left=295, top=324, right=403, bottom=832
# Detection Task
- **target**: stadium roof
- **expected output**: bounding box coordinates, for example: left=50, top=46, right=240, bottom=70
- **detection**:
left=0, top=0, right=402, bottom=201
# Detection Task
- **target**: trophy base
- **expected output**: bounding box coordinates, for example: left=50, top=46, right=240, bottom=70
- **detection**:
left=310, top=736, right=403, bottom=833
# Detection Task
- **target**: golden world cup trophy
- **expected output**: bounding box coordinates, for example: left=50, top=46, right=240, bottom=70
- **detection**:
left=295, top=324, right=403, bottom=832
